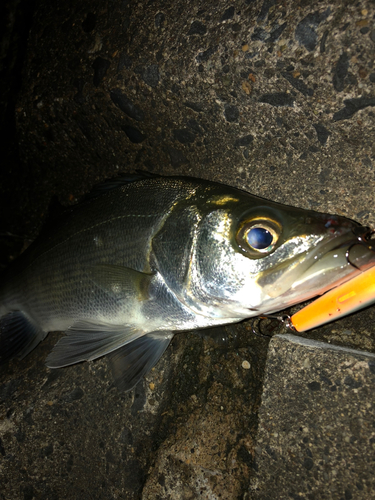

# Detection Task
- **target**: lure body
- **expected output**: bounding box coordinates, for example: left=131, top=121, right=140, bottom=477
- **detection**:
left=291, top=265, right=375, bottom=332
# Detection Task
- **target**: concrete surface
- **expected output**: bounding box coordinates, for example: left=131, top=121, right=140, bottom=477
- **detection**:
left=251, top=334, right=375, bottom=500
left=0, top=0, right=375, bottom=498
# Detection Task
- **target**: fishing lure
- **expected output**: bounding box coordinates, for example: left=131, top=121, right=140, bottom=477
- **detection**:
left=290, top=265, right=375, bottom=332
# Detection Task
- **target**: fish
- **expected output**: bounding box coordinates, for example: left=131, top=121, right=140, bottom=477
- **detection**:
left=0, top=174, right=374, bottom=391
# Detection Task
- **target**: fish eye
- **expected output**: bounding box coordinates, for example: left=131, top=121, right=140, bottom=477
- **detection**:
left=246, top=226, right=274, bottom=251
left=236, top=218, right=281, bottom=256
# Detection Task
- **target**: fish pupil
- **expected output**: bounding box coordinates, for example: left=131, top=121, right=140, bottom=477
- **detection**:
left=247, top=227, right=273, bottom=250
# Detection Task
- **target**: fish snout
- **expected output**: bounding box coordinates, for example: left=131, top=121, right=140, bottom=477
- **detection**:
left=321, top=214, right=367, bottom=236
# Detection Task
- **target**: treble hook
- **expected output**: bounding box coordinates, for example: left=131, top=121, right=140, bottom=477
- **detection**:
left=250, top=314, right=296, bottom=338
left=250, top=317, right=270, bottom=338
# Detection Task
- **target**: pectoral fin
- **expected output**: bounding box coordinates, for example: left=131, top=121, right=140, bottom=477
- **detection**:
left=46, top=320, right=146, bottom=368
left=88, top=264, right=155, bottom=301
left=108, top=331, right=174, bottom=392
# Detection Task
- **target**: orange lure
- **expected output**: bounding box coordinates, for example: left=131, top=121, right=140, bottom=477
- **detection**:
left=291, top=265, right=375, bottom=332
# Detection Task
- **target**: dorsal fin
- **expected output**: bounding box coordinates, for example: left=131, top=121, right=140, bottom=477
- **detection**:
left=40, top=170, right=162, bottom=230
left=84, top=170, right=161, bottom=200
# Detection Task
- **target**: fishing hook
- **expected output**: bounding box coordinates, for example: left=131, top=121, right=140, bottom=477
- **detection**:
left=250, top=314, right=296, bottom=338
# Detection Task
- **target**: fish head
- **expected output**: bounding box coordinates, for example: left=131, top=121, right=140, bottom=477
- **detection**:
left=179, top=186, right=375, bottom=319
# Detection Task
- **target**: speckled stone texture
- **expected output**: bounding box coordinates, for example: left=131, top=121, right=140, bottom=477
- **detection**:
left=0, top=325, right=267, bottom=499
left=251, top=334, right=375, bottom=500
left=0, top=0, right=375, bottom=498
left=4, top=0, right=375, bottom=234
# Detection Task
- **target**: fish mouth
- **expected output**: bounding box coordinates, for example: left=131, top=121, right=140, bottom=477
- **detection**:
left=343, top=227, right=375, bottom=271
left=302, top=225, right=375, bottom=275
left=260, top=225, right=375, bottom=314
left=297, top=229, right=375, bottom=285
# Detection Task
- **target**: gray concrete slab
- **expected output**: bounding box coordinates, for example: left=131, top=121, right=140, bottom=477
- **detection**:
left=251, top=334, right=375, bottom=499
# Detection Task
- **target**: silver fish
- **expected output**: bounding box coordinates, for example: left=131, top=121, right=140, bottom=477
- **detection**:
left=0, top=175, right=374, bottom=390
